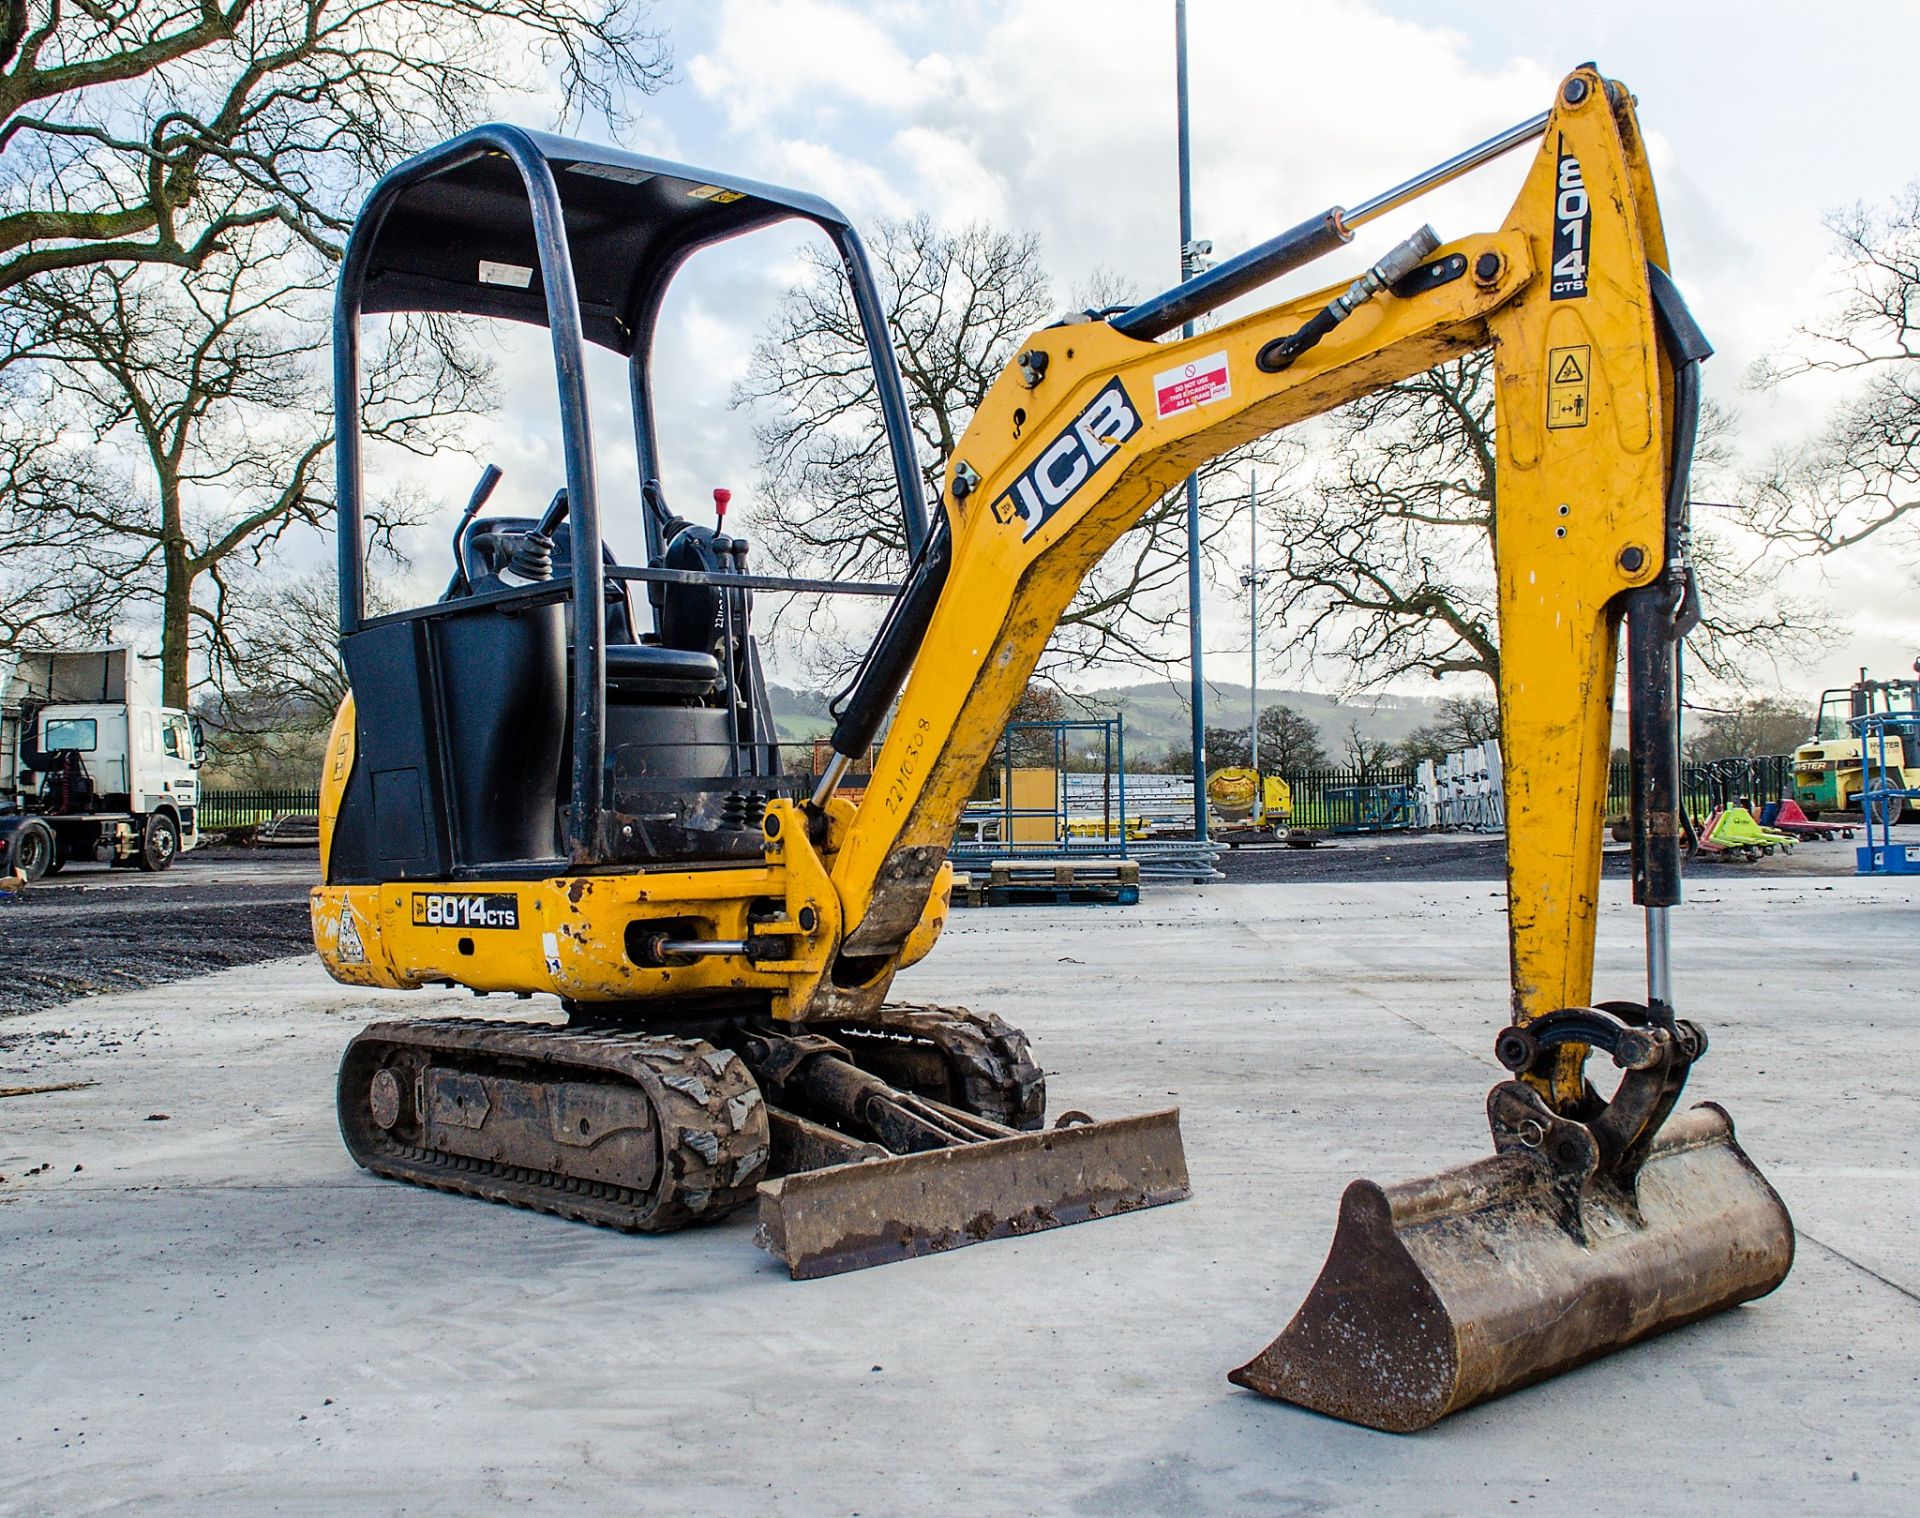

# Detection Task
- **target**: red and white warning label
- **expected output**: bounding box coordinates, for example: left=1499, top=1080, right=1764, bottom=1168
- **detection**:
left=1153, top=350, right=1232, bottom=419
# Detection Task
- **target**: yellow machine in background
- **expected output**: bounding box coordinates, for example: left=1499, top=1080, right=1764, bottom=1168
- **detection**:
left=315, top=67, right=1790, bottom=1430
left=1207, top=766, right=1292, bottom=831
left=1793, top=670, right=1920, bottom=817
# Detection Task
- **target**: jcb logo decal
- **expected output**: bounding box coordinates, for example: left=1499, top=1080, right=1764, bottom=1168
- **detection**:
left=411, top=892, right=520, bottom=929
left=1550, top=137, right=1590, bottom=300
left=990, top=380, right=1140, bottom=540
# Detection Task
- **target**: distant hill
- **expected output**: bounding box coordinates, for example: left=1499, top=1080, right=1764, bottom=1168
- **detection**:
left=767, top=678, right=1449, bottom=759
left=767, top=683, right=833, bottom=744
left=1055, top=679, right=1446, bottom=757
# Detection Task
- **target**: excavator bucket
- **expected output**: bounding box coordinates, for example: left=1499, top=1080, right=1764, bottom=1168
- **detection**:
left=1230, top=1102, right=1793, bottom=1433
left=756, top=1108, right=1190, bottom=1279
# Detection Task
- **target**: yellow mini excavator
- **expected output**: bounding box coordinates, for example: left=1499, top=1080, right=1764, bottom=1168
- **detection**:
left=314, top=64, right=1792, bottom=1430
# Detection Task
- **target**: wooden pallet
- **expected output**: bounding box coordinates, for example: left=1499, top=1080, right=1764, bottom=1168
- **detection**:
left=954, top=857, right=1142, bottom=908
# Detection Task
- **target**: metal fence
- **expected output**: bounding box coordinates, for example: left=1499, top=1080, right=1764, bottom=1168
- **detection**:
left=195, top=754, right=1799, bottom=844
left=1153, top=754, right=1799, bottom=834
left=198, top=787, right=321, bottom=830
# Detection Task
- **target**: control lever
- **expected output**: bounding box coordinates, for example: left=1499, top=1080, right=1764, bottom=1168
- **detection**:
left=445, top=463, right=504, bottom=598
left=535, top=486, right=571, bottom=537
left=502, top=489, right=569, bottom=585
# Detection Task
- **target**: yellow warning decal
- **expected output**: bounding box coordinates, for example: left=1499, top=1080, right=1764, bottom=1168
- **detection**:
left=1547, top=344, right=1590, bottom=429
left=688, top=184, right=747, bottom=204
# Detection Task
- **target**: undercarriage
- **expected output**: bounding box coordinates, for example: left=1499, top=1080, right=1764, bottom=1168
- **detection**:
left=337, top=1003, right=1186, bottom=1277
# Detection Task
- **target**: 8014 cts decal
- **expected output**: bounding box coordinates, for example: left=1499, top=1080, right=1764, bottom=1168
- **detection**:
left=1551, top=136, right=1591, bottom=300
left=989, top=379, right=1141, bottom=539
left=411, top=892, right=520, bottom=929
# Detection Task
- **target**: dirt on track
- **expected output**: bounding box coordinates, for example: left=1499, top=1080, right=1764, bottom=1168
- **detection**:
left=0, top=850, right=315, bottom=1019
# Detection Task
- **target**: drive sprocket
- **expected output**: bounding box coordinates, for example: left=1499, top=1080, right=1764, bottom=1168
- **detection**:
left=814, top=1002, right=1046, bottom=1131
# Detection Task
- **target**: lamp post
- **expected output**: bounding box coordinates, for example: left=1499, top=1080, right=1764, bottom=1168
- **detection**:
left=1239, top=471, right=1270, bottom=823
left=1175, top=0, right=1211, bottom=845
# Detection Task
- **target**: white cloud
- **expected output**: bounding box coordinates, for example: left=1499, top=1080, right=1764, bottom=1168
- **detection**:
left=889, top=125, right=1008, bottom=226
left=686, top=0, right=939, bottom=132
left=368, top=0, right=1920, bottom=697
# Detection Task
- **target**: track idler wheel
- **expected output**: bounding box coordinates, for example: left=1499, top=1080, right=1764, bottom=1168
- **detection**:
left=1231, top=1004, right=1795, bottom=1432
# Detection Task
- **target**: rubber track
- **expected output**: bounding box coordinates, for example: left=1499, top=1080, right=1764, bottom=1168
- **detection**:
left=339, top=1017, right=770, bottom=1231
left=821, top=1003, right=1046, bottom=1131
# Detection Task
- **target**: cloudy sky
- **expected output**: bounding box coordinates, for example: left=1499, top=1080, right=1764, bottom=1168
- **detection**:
left=410, top=0, right=1920, bottom=700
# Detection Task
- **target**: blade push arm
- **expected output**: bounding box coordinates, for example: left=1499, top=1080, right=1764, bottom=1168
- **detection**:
left=823, top=71, right=1685, bottom=1060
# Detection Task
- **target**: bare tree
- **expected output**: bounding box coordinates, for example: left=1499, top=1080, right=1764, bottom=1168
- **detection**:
left=198, top=569, right=380, bottom=781
left=0, top=412, right=124, bottom=646
left=215, top=571, right=377, bottom=721
left=1743, top=185, right=1920, bottom=553
left=0, top=0, right=668, bottom=294
left=735, top=215, right=1252, bottom=681
left=1682, top=695, right=1810, bottom=764
left=1163, top=703, right=1331, bottom=777
left=1256, top=703, right=1329, bottom=771
left=2, top=239, right=485, bottom=704
left=1003, top=680, right=1069, bottom=767
left=0, top=0, right=667, bottom=701
left=1396, top=694, right=1499, bottom=765
left=1339, top=717, right=1398, bottom=781
left=740, top=219, right=1046, bottom=583
left=1200, top=724, right=1252, bottom=770
left=1260, top=349, right=1812, bottom=692
left=1263, top=355, right=1500, bottom=686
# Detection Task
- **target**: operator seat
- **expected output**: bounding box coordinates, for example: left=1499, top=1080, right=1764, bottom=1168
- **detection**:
left=465, top=516, right=722, bottom=703
left=546, top=522, right=721, bottom=704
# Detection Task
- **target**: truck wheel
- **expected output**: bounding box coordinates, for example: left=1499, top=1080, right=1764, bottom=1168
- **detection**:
left=13, top=821, right=55, bottom=882
left=139, top=813, right=179, bottom=872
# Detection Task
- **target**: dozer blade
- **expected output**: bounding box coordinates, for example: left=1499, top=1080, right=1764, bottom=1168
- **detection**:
left=756, top=1108, right=1190, bottom=1279
left=1230, top=1102, right=1794, bottom=1433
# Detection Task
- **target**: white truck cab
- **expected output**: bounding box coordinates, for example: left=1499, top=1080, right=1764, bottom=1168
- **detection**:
left=0, top=647, right=205, bottom=878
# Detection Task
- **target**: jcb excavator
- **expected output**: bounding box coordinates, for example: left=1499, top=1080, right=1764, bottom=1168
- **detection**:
left=314, top=65, right=1793, bottom=1431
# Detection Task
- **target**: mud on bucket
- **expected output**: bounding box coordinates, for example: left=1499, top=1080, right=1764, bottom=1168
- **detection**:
left=1230, top=1097, right=1794, bottom=1433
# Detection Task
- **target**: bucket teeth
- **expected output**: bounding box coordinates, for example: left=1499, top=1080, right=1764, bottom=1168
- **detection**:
left=1230, top=1102, right=1794, bottom=1433
left=756, top=1108, right=1190, bottom=1279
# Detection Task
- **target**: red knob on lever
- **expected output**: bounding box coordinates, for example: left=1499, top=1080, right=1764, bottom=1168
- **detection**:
left=713, top=487, right=732, bottom=527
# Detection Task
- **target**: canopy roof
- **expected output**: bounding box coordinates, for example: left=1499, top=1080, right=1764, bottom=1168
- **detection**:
left=355, top=127, right=853, bottom=355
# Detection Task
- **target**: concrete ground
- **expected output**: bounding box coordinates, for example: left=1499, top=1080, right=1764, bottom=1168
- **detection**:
left=1, top=872, right=1915, bottom=1516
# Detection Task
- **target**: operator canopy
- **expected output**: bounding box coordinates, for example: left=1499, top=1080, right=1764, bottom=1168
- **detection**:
left=354, top=128, right=853, bottom=354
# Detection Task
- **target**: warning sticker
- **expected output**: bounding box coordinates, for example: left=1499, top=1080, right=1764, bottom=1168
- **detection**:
left=568, top=161, right=656, bottom=186
left=687, top=183, right=747, bottom=204
left=1153, top=350, right=1232, bottom=419
left=1546, top=344, right=1591, bottom=429
left=336, top=908, right=367, bottom=965
left=477, top=260, right=534, bottom=289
